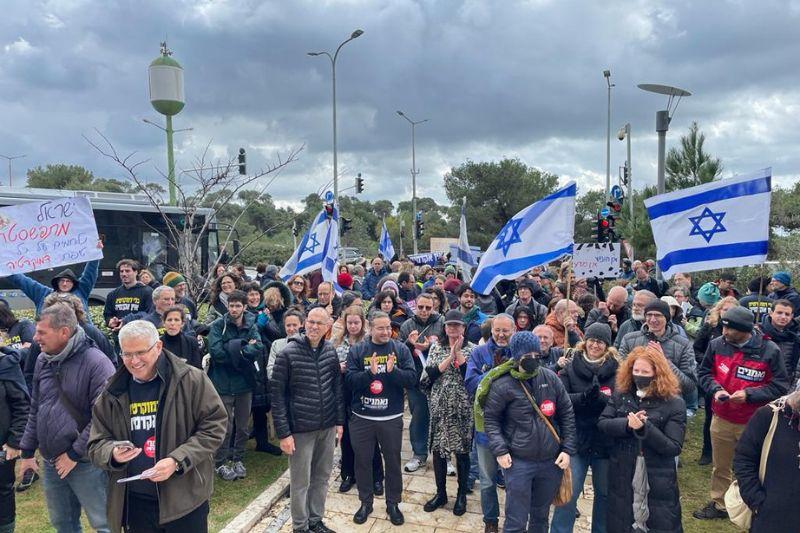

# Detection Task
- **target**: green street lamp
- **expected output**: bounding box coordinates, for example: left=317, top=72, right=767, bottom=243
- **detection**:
left=148, top=42, right=185, bottom=205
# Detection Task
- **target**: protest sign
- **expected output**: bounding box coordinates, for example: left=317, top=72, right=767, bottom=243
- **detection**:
left=0, top=197, right=103, bottom=276
left=572, top=243, right=620, bottom=279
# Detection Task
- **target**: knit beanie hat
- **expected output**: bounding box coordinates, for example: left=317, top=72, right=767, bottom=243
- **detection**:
left=444, top=264, right=457, bottom=276
left=381, top=280, right=400, bottom=296
left=721, top=306, right=755, bottom=333
left=773, top=271, right=792, bottom=287
left=584, top=323, right=612, bottom=347
left=509, top=331, right=541, bottom=361
left=644, top=299, right=671, bottom=321
left=337, top=272, right=353, bottom=289
left=443, top=278, right=462, bottom=294
left=162, top=272, right=186, bottom=288
left=697, top=282, right=721, bottom=306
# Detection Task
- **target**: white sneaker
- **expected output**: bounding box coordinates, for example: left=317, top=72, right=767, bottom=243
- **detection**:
left=446, top=460, right=456, bottom=476
left=404, top=456, right=426, bottom=472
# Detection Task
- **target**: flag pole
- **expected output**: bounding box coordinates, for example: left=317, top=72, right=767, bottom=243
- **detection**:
left=564, top=260, right=573, bottom=350
left=755, top=262, right=766, bottom=325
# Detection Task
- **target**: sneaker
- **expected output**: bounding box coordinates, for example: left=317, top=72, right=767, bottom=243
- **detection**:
left=404, top=456, right=426, bottom=472
left=15, top=469, right=39, bottom=492
left=216, top=463, right=237, bottom=481
left=692, top=501, right=728, bottom=520
left=698, top=453, right=712, bottom=466
left=309, top=521, right=336, bottom=533
left=232, top=461, right=247, bottom=479
left=446, top=460, right=456, bottom=476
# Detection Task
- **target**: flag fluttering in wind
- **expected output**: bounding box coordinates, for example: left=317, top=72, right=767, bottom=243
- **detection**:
left=279, top=204, right=340, bottom=290
left=644, top=168, right=771, bottom=278
left=456, top=199, right=477, bottom=282
left=471, top=182, right=576, bottom=295
left=379, top=220, right=395, bottom=262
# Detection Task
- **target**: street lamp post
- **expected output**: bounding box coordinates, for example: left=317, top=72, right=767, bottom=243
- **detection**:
left=603, top=70, right=614, bottom=198
left=618, top=123, right=632, bottom=220
left=0, top=154, right=26, bottom=186
left=308, top=29, right=364, bottom=208
left=396, top=110, right=428, bottom=254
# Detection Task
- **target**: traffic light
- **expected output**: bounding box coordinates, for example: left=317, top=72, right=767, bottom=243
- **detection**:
left=238, top=148, right=246, bottom=175
left=606, top=201, right=622, bottom=242
left=355, top=173, right=364, bottom=194
left=291, top=220, right=298, bottom=237
left=593, top=213, right=609, bottom=243
left=621, top=162, right=630, bottom=185
left=341, top=217, right=353, bottom=234
left=415, top=211, right=425, bottom=239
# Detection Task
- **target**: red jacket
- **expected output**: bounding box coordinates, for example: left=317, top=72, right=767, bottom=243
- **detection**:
left=698, top=333, right=789, bottom=425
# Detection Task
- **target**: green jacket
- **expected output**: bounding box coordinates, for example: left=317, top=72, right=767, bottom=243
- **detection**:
left=207, top=312, right=263, bottom=395
left=88, top=350, right=227, bottom=532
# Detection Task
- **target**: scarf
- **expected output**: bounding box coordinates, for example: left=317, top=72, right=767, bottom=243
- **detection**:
left=42, top=327, right=85, bottom=363
left=463, top=306, right=481, bottom=325
left=473, top=359, right=539, bottom=433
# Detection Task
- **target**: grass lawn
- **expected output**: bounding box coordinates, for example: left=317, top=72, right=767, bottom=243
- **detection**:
left=14, top=440, right=287, bottom=533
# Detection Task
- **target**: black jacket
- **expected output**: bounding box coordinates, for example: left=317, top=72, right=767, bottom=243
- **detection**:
left=769, top=286, right=800, bottom=318
left=559, top=353, right=618, bottom=457
left=584, top=306, right=631, bottom=343
left=733, top=403, right=800, bottom=533
left=598, top=390, right=686, bottom=533
left=270, top=335, right=344, bottom=438
left=483, top=367, right=577, bottom=461
left=759, top=317, right=800, bottom=379
left=692, top=322, right=722, bottom=365
left=160, top=332, right=203, bottom=370
left=0, top=347, right=29, bottom=448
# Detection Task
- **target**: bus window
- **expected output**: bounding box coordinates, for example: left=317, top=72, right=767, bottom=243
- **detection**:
left=207, top=230, right=219, bottom=271
left=142, top=231, right=168, bottom=281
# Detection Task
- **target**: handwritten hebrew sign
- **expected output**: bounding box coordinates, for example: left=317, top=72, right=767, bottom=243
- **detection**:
left=572, top=243, right=620, bottom=279
left=0, top=197, right=103, bottom=276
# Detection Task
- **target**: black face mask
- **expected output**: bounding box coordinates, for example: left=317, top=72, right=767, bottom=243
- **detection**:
left=633, top=375, right=654, bottom=391
left=520, top=356, right=540, bottom=374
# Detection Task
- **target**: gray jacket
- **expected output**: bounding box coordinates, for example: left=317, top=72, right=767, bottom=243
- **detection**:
left=614, top=318, right=643, bottom=348
left=618, top=323, right=697, bottom=395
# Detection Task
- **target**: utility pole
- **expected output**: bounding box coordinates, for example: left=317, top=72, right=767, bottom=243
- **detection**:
left=396, top=110, right=428, bottom=255
left=603, top=69, right=614, bottom=198
left=0, top=154, right=26, bottom=186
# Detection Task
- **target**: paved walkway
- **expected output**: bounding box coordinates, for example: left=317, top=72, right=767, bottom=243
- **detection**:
left=252, top=415, right=594, bottom=532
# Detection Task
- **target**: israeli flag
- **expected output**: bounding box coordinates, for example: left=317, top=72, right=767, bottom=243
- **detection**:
left=471, top=182, right=576, bottom=295
left=457, top=200, right=477, bottom=282
left=279, top=205, right=340, bottom=287
left=644, top=168, right=771, bottom=278
left=379, top=220, right=395, bottom=261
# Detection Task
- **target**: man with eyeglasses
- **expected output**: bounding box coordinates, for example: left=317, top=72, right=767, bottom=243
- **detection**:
left=398, top=293, right=445, bottom=473
left=207, top=290, right=263, bottom=481
left=465, top=313, right=514, bottom=533
left=17, top=303, right=115, bottom=533
left=270, top=307, right=343, bottom=533
left=614, top=290, right=656, bottom=349
left=121, top=285, right=188, bottom=335
left=88, top=320, right=226, bottom=532
left=345, top=311, right=417, bottom=526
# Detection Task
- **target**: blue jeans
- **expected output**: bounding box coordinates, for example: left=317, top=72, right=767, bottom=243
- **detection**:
left=406, top=386, right=429, bottom=457
left=42, top=460, right=110, bottom=533
left=504, top=457, right=562, bottom=533
left=476, top=441, right=500, bottom=524
left=468, top=437, right=480, bottom=488
left=550, top=454, right=609, bottom=533
left=685, top=386, right=698, bottom=412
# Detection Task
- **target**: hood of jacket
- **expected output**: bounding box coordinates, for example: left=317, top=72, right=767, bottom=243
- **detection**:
left=264, top=280, right=294, bottom=307
left=50, top=268, right=79, bottom=291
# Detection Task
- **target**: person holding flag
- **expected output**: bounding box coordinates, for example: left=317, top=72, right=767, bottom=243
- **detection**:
left=279, top=200, right=341, bottom=295
left=379, top=220, right=396, bottom=263
left=456, top=199, right=477, bottom=282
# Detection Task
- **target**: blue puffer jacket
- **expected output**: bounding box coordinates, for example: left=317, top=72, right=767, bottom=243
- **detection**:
left=6, top=260, right=100, bottom=314
left=19, top=331, right=116, bottom=461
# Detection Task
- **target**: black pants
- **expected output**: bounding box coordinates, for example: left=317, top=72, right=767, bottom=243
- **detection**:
left=349, top=415, right=403, bottom=505
left=702, top=392, right=713, bottom=456
left=341, top=409, right=384, bottom=483
left=432, top=452, right=470, bottom=496
left=124, top=494, right=209, bottom=533
left=0, top=458, right=15, bottom=529
left=252, top=405, right=269, bottom=448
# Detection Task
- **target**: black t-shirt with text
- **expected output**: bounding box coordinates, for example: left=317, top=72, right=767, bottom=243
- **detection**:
left=128, top=375, right=161, bottom=498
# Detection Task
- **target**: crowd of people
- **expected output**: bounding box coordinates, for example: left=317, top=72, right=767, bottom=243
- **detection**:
left=2, top=251, right=800, bottom=533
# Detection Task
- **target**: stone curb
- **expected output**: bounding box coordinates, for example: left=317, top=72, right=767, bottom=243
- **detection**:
left=219, top=468, right=291, bottom=533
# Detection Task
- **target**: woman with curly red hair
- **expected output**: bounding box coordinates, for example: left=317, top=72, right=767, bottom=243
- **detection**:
left=598, top=346, right=686, bottom=533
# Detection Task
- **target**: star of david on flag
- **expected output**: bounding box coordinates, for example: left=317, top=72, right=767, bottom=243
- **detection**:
left=644, top=168, right=771, bottom=278
left=379, top=220, right=395, bottom=261
left=280, top=203, right=341, bottom=290
left=471, top=182, right=576, bottom=295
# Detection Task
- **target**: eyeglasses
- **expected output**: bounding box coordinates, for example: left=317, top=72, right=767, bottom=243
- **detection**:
left=417, top=305, right=432, bottom=311
left=306, top=319, right=327, bottom=327
left=291, top=281, right=305, bottom=286
left=120, top=341, right=157, bottom=360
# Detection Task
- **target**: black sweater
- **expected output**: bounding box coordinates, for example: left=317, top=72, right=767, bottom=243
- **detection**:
left=345, top=339, right=417, bottom=419
left=103, top=283, right=153, bottom=322
left=160, top=332, right=202, bottom=369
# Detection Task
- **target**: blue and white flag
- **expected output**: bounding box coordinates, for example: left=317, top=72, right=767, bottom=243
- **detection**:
left=379, top=220, right=395, bottom=261
left=471, top=182, right=576, bottom=295
left=279, top=205, right=340, bottom=289
left=456, top=199, right=477, bottom=282
left=644, top=168, right=771, bottom=278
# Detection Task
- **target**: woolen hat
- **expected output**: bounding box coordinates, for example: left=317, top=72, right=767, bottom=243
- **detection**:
left=443, top=278, right=462, bottom=294
left=444, top=309, right=465, bottom=325
left=337, top=272, right=353, bottom=289
left=162, top=272, right=186, bottom=288
left=509, top=331, right=541, bottom=361
left=721, top=306, right=755, bottom=333
left=381, top=280, right=400, bottom=296
left=773, top=271, right=792, bottom=287
left=697, top=282, right=721, bottom=306
left=444, top=264, right=457, bottom=276
left=644, top=299, right=671, bottom=321
left=584, top=323, right=612, bottom=347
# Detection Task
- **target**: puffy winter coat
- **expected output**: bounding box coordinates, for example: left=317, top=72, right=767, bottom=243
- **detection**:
left=614, top=317, right=643, bottom=348
left=483, top=368, right=577, bottom=461
left=733, top=402, right=800, bottom=533
left=584, top=305, right=631, bottom=343
left=618, top=324, right=697, bottom=395
left=760, top=316, right=800, bottom=380
left=19, top=331, right=116, bottom=461
left=698, top=332, right=789, bottom=425
left=598, top=390, right=686, bottom=533
left=0, top=347, right=29, bottom=449
left=559, top=352, right=618, bottom=457
left=505, top=298, right=548, bottom=326
left=270, top=335, right=344, bottom=438
left=769, top=286, right=800, bottom=318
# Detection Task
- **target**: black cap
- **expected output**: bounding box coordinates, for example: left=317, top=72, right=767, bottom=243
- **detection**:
left=721, top=306, right=755, bottom=333
left=444, top=309, right=465, bottom=325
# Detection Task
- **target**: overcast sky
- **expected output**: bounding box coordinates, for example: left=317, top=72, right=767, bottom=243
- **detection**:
left=1, top=0, right=799, bottom=211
